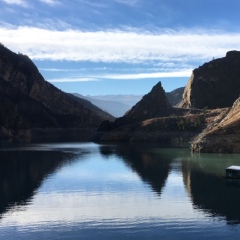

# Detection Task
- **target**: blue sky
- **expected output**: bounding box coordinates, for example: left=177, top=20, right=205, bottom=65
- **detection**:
left=1, top=0, right=240, bottom=95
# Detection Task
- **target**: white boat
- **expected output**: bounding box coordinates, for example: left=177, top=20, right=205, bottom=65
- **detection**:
left=226, top=165, right=240, bottom=179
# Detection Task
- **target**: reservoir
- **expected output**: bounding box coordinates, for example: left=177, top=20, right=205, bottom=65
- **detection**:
left=0, top=142, right=240, bottom=239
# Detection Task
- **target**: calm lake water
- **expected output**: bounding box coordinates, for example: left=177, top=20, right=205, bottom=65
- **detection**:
left=1, top=142, right=240, bottom=239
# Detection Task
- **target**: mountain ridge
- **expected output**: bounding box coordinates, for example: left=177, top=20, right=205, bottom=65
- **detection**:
left=0, top=44, right=114, bottom=142
left=74, top=87, right=184, bottom=117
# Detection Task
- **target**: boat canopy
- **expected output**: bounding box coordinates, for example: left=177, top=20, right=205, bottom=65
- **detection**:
left=226, top=165, right=240, bottom=171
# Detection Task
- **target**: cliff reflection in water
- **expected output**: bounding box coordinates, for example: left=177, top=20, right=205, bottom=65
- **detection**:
left=182, top=158, right=240, bottom=225
left=1, top=142, right=240, bottom=229
left=0, top=147, right=79, bottom=217
left=101, top=144, right=240, bottom=225
left=100, top=143, right=173, bottom=195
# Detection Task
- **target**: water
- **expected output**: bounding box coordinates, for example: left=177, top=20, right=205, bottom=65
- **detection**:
left=0, top=142, right=240, bottom=239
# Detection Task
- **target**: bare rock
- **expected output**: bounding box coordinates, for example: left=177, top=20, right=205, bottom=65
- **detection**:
left=191, top=97, right=240, bottom=153
left=179, top=50, right=240, bottom=109
left=0, top=45, right=114, bottom=142
left=116, top=81, right=172, bottom=125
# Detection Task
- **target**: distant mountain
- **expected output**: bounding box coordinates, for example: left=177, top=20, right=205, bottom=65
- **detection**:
left=0, top=44, right=113, bottom=142
left=88, top=94, right=143, bottom=107
left=74, top=89, right=184, bottom=118
left=74, top=94, right=142, bottom=117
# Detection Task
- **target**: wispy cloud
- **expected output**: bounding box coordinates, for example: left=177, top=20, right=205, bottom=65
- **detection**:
left=48, top=77, right=99, bottom=82
left=2, top=0, right=28, bottom=7
left=76, top=0, right=108, bottom=9
left=114, top=0, right=140, bottom=7
left=47, top=69, right=192, bottom=83
left=101, top=70, right=192, bottom=79
left=39, top=68, right=78, bottom=72
left=38, top=0, right=60, bottom=6
left=1, top=26, right=240, bottom=64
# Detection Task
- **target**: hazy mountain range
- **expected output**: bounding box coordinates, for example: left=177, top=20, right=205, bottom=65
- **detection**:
left=74, top=88, right=184, bottom=117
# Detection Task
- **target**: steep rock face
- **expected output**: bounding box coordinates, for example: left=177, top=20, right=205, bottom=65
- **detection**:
left=95, top=81, right=207, bottom=143
left=0, top=45, right=114, bottom=142
left=191, top=97, right=240, bottom=153
left=117, top=81, right=172, bottom=125
left=179, top=51, right=240, bottom=109
left=166, top=87, right=184, bottom=106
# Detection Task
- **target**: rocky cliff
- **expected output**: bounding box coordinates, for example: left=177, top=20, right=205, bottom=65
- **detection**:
left=179, top=51, right=240, bottom=109
left=95, top=81, right=205, bottom=143
left=166, top=87, right=184, bottom=106
left=191, top=97, right=240, bottom=153
left=116, top=81, right=173, bottom=125
left=0, top=45, right=114, bottom=142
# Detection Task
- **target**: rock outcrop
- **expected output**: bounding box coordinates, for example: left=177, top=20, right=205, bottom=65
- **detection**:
left=0, top=45, right=114, bottom=142
left=191, top=97, right=240, bottom=153
left=116, top=81, right=173, bottom=125
left=179, top=50, right=240, bottom=109
left=166, top=87, right=184, bottom=106
left=95, top=81, right=206, bottom=143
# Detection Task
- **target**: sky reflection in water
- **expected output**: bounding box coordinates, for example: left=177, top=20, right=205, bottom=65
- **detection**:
left=0, top=142, right=240, bottom=240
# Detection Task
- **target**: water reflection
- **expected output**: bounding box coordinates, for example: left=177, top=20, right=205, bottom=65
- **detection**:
left=0, top=145, right=81, bottom=218
left=1, top=143, right=240, bottom=239
left=100, top=144, right=173, bottom=195
left=101, top=144, right=240, bottom=225
left=182, top=156, right=240, bottom=225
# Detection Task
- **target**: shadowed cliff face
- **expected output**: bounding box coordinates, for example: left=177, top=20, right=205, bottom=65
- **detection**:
left=0, top=45, right=114, bottom=142
left=121, top=81, right=172, bottom=123
left=179, top=50, right=240, bottom=109
left=166, top=87, right=184, bottom=106
left=97, top=81, right=177, bottom=130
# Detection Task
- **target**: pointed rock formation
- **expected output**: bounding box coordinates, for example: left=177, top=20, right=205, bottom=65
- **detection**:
left=117, top=81, right=172, bottom=125
left=179, top=50, right=240, bottom=109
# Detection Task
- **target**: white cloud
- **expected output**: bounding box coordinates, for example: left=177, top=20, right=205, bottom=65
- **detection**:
left=39, top=68, right=73, bottom=72
left=1, top=26, right=240, bottom=65
left=47, top=69, right=192, bottom=83
left=76, top=0, right=107, bottom=9
left=101, top=69, right=192, bottom=80
left=48, top=77, right=99, bottom=82
left=38, top=0, right=60, bottom=6
left=2, top=0, right=28, bottom=7
left=115, top=0, right=140, bottom=6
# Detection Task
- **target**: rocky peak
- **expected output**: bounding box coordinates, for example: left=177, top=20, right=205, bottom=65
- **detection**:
left=117, top=81, right=172, bottom=124
left=179, top=50, right=240, bottom=109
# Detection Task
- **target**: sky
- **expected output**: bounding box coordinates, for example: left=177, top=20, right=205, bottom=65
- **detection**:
left=1, top=0, right=240, bottom=96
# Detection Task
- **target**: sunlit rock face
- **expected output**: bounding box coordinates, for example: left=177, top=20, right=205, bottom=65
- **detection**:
left=0, top=44, right=114, bottom=142
left=191, top=96, right=240, bottom=153
left=179, top=50, right=240, bottom=109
